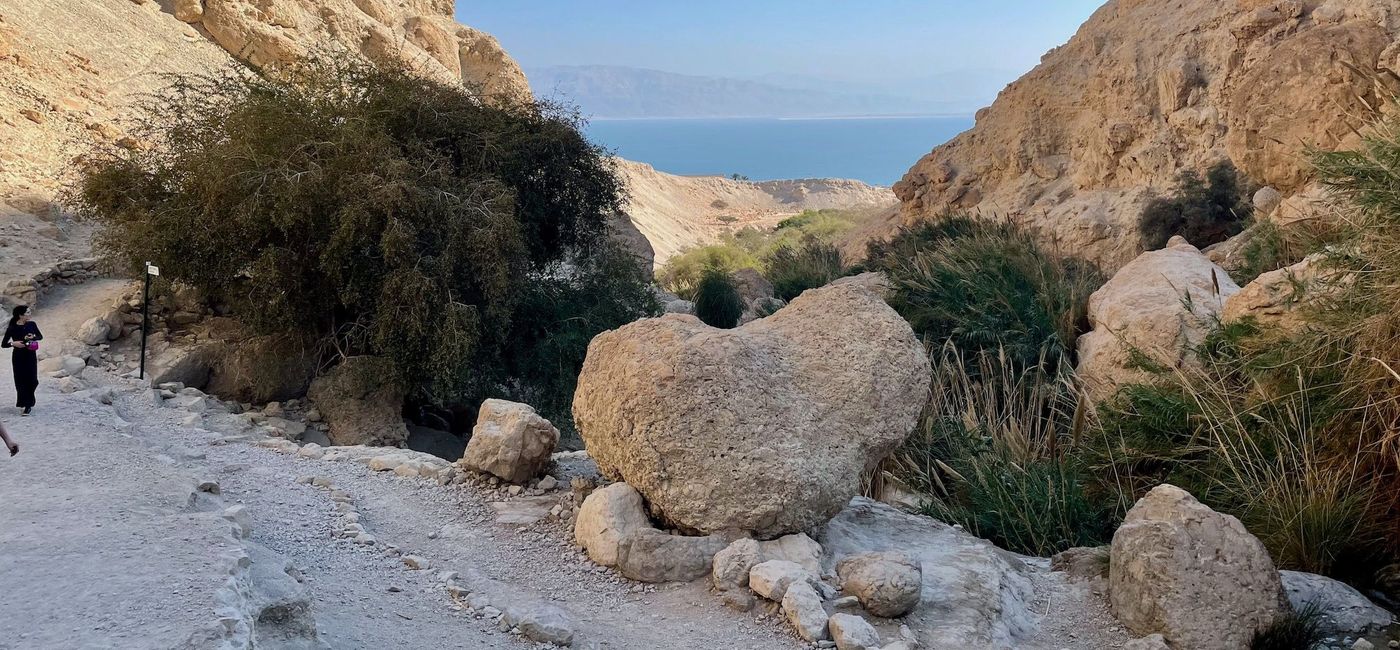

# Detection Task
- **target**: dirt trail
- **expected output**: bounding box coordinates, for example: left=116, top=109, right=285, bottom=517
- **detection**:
left=0, top=279, right=803, bottom=649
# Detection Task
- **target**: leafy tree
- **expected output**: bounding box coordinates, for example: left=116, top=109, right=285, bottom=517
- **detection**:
left=1138, top=161, right=1254, bottom=251
left=69, top=60, right=657, bottom=420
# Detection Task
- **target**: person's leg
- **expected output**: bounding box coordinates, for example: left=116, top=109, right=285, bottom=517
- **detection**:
left=0, top=421, right=15, bottom=455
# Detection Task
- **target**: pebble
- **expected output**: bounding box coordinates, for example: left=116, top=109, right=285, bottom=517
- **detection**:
left=403, top=555, right=431, bottom=570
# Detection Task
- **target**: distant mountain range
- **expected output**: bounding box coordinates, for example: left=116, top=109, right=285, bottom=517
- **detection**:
left=526, top=65, right=1014, bottom=119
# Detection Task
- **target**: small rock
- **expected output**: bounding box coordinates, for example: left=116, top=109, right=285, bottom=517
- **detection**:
left=1123, top=634, right=1170, bottom=650
left=297, top=443, right=324, bottom=460
left=538, top=475, right=558, bottom=491
left=403, top=555, right=430, bottom=570
left=829, top=613, right=881, bottom=650
left=782, top=581, right=829, bottom=642
left=750, top=560, right=817, bottom=602
left=196, top=480, right=220, bottom=494
left=1354, top=640, right=1375, bottom=650
left=310, top=477, right=332, bottom=488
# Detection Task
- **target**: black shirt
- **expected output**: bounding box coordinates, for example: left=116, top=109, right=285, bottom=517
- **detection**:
left=2, top=321, right=42, bottom=351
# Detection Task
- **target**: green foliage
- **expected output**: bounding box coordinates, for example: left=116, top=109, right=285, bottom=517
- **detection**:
left=69, top=59, right=658, bottom=418
left=893, top=346, right=1114, bottom=556
left=1249, top=604, right=1326, bottom=650
left=655, top=245, right=760, bottom=298
left=692, top=267, right=745, bottom=329
left=764, top=238, right=847, bottom=301
left=1139, top=161, right=1254, bottom=251
left=655, top=208, right=867, bottom=297
left=870, top=216, right=1105, bottom=373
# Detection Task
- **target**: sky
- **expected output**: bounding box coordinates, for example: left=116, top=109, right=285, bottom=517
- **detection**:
left=459, top=1, right=1105, bottom=85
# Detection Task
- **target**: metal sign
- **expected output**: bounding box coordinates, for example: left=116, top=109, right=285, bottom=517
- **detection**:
left=146, top=264, right=160, bottom=277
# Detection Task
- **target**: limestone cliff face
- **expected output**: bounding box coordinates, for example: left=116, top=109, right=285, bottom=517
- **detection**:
left=894, top=0, right=1400, bottom=270
left=0, top=0, right=529, bottom=201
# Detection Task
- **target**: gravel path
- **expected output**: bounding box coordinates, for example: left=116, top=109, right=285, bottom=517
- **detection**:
left=0, top=279, right=805, bottom=649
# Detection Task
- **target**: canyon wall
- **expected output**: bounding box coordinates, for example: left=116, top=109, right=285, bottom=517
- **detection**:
left=894, top=0, right=1400, bottom=270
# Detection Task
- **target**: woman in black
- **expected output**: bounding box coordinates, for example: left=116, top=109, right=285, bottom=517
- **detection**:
left=3, top=305, right=42, bottom=416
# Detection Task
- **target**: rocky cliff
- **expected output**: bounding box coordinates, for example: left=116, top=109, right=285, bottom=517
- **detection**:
left=894, top=0, right=1400, bottom=270
left=0, top=0, right=529, bottom=280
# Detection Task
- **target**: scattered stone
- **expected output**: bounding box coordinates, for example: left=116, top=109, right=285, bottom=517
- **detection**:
left=1110, top=484, right=1284, bottom=650
left=749, top=560, right=817, bottom=602
left=537, top=475, right=558, bottom=491
left=573, top=281, right=931, bottom=537
left=196, top=480, right=220, bottom=494
left=310, top=476, right=332, bottom=488
left=829, top=613, right=881, bottom=650
left=713, top=537, right=762, bottom=604
left=502, top=602, right=576, bottom=647
left=402, top=555, right=430, bottom=570
left=296, top=443, right=324, bottom=460
left=1123, top=634, right=1170, bottom=650
left=1050, top=546, right=1110, bottom=581
left=836, top=552, right=922, bottom=618
left=759, top=533, right=824, bottom=574
left=1355, top=640, right=1375, bottom=650
left=782, top=580, right=829, bottom=642
left=222, top=505, right=252, bottom=539
left=460, top=399, right=560, bottom=484
left=616, top=528, right=728, bottom=583
left=574, top=482, right=652, bottom=567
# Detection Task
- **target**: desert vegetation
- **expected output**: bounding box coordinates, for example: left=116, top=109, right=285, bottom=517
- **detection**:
left=1138, top=161, right=1254, bottom=251
left=69, top=60, right=658, bottom=428
left=879, top=131, right=1400, bottom=598
left=655, top=208, right=864, bottom=299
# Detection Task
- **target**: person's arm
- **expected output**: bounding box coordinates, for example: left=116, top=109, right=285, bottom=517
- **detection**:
left=1, top=326, right=14, bottom=349
left=0, top=421, right=15, bottom=456
left=29, top=322, right=42, bottom=341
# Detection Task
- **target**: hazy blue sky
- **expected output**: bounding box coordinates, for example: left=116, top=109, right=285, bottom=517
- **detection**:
left=459, top=1, right=1104, bottom=83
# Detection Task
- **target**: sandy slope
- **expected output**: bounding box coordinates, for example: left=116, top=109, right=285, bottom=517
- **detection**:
left=617, top=159, right=896, bottom=267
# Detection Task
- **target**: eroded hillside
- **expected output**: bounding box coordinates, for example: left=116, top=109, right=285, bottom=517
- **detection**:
left=894, top=0, right=1400, bottom=270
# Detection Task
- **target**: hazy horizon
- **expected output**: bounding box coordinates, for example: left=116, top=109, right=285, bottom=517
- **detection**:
left=462, top=1, right=1103, bottom=116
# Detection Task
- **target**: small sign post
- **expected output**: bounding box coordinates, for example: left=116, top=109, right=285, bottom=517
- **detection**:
left=139, top=262, right=159, bottom=381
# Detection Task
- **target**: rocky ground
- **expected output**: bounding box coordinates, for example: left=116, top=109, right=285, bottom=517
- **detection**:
left=0, top=276, right=1152, bottom=650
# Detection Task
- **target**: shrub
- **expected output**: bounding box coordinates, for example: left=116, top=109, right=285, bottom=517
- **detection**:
left=1249, top=603, right=1326, bottom=650
left=69, top=59, right=657, bottom=418
left=655, top=244, right=760, bottom=298
left=891, top=345, right=1115, bottom=556
left=871, top=216, right=1105, bottom=373
left=1139, top=161, right=1254, bottom=251
left=692, top=267, right=745, bottom=328
left=764, top=238, right=847, bottom=301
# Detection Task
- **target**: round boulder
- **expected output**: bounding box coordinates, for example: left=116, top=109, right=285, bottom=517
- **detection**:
left=572, top=281, right=930, bottom=537
left=461, top=399, right=559, bottom=484
left=836, top=551, right=923, bottom=618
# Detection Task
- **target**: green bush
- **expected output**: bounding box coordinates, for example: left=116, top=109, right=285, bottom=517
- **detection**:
left=692, top=267, right=745, bottom=328
left=69, top=59, right=657, bottom=419
left=892, top=345, right=1115, bottom=557
left=764, top=238, right=847, bottom=301
left=871, top=216, right=1105, bottom=373
left=1138, top=161, right=1254, bottom=251
left=655, top=245, right=760, bottom=298
left=1249, top=604, right=1325, bottom=650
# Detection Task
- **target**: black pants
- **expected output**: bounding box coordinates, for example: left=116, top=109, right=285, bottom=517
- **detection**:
left=11, top=349, right=36, bottom=409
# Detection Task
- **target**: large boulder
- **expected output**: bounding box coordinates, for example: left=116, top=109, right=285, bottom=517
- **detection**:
left=1279, top=570, right=1393, bottom=637
left=1109, top=484, right=1284, bottom=650
left=306, top=356, right=407, bottom=447
left=573, top=281, right=930, bottom=537
left=460, top=399, right=559, bottom=484
left=573, top=482, right=651, bottom=567
left=76, top=317, right=109, bottom=346
left=1077, top=238, right=1240, bottom=401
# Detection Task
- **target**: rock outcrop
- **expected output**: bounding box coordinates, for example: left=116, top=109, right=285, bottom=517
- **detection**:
left=817, top=497, right=1037, bottom=648
left=1280, top=570, right=1393, bottom=637
left=1110, top=484, right=1284, bottom=650
left=573, top=281, right=930, bottom=537
left=460, top=399, right=559, bottom=484
left=306, top=356, right=407, bottom=447
left=1222, top=253, right=1344, bottom=332
left=893, top=0, right=1400, bottom=271
left=1077, top=237, right=1240, bottom=400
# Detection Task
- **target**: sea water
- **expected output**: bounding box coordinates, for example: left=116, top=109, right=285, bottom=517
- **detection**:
left=583, top=116, right=975, bottom=187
